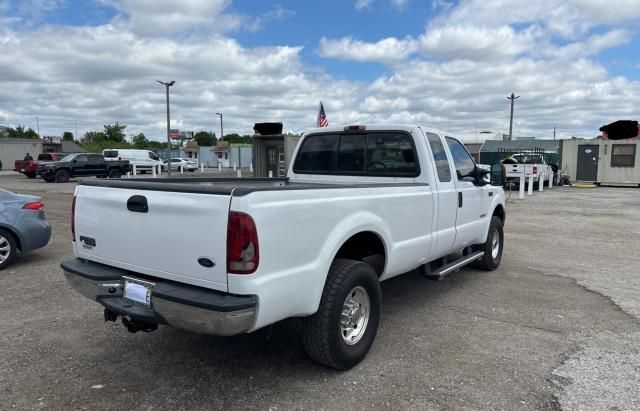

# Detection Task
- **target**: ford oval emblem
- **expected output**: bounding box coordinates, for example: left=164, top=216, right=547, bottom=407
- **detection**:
left=198, top=258, right=215, bottom=268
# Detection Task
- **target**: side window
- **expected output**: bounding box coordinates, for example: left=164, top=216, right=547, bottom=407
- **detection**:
left=337, top=134, right=365, bottom=172
left=75, top=155, right=88, bottom=163
left=88, top=154, right=102, bottom=164
left=611, top=144, right=636, bottom=167
left=366, top=133, right=417, bottom=176
left=425, top=133, right=452, bottom=182
left=293, top=134, right=339, bottom=173
left=445, top=137, right=475, bottom=179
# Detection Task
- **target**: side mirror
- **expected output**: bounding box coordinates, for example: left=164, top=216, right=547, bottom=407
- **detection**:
left=489, top=163, right=506, bottom=186
left=476, top=166, right=490, bottom=186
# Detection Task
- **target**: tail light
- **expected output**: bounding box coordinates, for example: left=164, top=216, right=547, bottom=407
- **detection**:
left=227, top=212, right=259, bottom=274
left=23, top=202, right=45, bottom=210
left=532, top=166, right=538, bottom=175
left=71, top=196, right=76, bottom=242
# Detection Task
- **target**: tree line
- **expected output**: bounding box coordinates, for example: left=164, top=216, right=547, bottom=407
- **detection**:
left=2, top=122, right=255, bottom=151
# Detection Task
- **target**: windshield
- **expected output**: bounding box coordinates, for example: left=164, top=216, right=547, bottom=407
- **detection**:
left=103, top=150, right=118, bottom=158
left=59, top=154, right=77, bottom=162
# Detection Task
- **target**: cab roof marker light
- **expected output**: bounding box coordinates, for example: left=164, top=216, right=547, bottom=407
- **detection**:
left=344, top=125, right=366, bottom=132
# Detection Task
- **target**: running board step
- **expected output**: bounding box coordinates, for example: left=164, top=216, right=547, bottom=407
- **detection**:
left=420, top=251, right=484, bottom=281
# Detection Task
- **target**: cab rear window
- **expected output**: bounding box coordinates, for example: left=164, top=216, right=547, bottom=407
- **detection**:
left=37, top=154, right=52, bottom=161
left=293, top=132, right=419, bottom=177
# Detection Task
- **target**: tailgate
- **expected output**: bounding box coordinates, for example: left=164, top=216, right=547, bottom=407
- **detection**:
left=74, top=185, right=230, bottom=291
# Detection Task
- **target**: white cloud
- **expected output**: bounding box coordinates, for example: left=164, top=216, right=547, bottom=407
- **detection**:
left=1, top=0, right=639, bottom=142
left=0, top=24, right=363, bottom=137
left=98, top=0, right=248, bottom=36
left=318, top=36, right=418, bottom=63
left=420, top=25, right=538, bottom=60
left=263, top=4, right=295, bottom=21
left=390, top=0, right=409, bottom=10
left=355, top=0, right=373, bottom=11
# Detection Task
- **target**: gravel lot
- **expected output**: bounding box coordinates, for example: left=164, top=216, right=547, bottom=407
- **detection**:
left=0, top=172, right=638, bottom=410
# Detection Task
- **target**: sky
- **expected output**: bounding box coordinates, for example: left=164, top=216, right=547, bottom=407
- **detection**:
left=0, top=0, right=639, bottom=142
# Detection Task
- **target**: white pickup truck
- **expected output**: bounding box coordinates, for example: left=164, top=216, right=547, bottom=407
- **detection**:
left=62, top=125, right=506, bottom=369
left=504, top=153, right=554, bottom=183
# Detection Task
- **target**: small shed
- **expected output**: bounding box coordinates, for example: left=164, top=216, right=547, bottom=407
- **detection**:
left=560, top=137, right=640, bottom=186
left=479, top=139, right=560, bottom=166
left=252, top=123, right=301, bottom=177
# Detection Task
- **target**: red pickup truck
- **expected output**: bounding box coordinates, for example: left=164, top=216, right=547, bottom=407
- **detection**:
left=14, top=153, right=67, bottom=178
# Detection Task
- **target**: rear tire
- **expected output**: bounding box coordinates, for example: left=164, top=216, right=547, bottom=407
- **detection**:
left=55, top=170, right=70, bottom=183
left=108, top=168, right=122, bottom=178
left=26, top=172, right=36, bottom=179
left=0, top=228, right=17, bottom=270
left=473, top=216, right=504, bottom=270
left=302, top=259, right=381, bottom=370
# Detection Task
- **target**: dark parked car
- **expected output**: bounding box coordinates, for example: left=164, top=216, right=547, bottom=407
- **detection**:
left=38, top=153, right=131, bottom=183
left=0, top=188, right=51, bottom=270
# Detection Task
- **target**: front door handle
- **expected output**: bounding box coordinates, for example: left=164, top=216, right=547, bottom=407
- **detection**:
left=458, top=192, right=463, bottom=208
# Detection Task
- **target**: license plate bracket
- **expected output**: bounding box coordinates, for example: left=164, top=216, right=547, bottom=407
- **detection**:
left=123, top=276, right=155, bottom=307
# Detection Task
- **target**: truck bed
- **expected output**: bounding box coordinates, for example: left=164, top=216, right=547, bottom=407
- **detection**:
left=78, top=177, right=420, bottom=196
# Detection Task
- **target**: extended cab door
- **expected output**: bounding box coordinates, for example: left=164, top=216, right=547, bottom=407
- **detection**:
left=445, top=137, right=487, bottom=248
left=424, top=131, right=458, bottom=259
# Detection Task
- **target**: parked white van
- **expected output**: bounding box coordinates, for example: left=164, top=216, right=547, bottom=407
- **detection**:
left=103, top=149, right=162, bottom=173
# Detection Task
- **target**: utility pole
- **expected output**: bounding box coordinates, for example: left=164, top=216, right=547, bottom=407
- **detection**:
left=36, top=116, right=39, bottom=135
left=507, top=93, right=520, bottom=141
left=216, top=112, right=223, bottom=142
left=75, top=123, right=78, bottom=141
left=157, top=80, right=175, bottom=175
left=553, top=127, right=556, bottom=140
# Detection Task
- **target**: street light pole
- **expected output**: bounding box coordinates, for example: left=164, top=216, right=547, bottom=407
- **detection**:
left=157, top=80, right=175, bottom=175
left=507, top=93, right=520, bottom=141
left=216, top=112, right=223, bottom=142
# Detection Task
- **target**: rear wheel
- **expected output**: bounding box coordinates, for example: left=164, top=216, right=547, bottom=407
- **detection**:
left=473, top=216, right=504, bottom=270
left=0, top=229, right=17, bottom=270
left=302, top=259, right=381, bottom=370
left=108, top=168, right=122, bottom=178
left=26, top=172, right=36, bottom=179
left=55, top=170, right=70, bottom=183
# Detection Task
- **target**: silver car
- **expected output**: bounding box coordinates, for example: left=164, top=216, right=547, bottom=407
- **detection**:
left=0, top=189, right=51, bottom=270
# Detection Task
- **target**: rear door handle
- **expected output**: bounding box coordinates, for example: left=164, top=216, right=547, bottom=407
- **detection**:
left=458, top=192, right=463, bottom=208
left=127, top=195, right=148, bottom=213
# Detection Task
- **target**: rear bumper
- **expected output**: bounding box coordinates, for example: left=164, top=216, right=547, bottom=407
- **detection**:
left=61, top=259, right=257, bottom=336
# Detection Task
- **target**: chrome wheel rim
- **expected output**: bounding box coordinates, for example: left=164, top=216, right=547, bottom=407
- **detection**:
left=340, top=286, right=370, bottom=345
left=491, top=229, right=500, bottom=259
left=0, top=235, right=10, bottom=264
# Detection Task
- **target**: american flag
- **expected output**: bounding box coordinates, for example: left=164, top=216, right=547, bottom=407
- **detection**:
left=316, top=101, right=328, bottom=128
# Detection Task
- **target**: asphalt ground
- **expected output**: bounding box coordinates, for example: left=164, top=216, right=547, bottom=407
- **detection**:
left=0, top=172, right=638, bottom=410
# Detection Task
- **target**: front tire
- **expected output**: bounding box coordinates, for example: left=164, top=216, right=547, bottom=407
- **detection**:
left=0, top=228, right=17, bottom=270
left=302, top=259, right=381, bottom=370
left=473, top=216, right=504, bottom=270
left=55, top=170, right=70, bottom=183
left=108, top=168, right=122, bottom=178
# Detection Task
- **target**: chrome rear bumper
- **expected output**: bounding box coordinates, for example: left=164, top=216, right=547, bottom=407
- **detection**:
left=61, top=259, right=257, bottom=336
